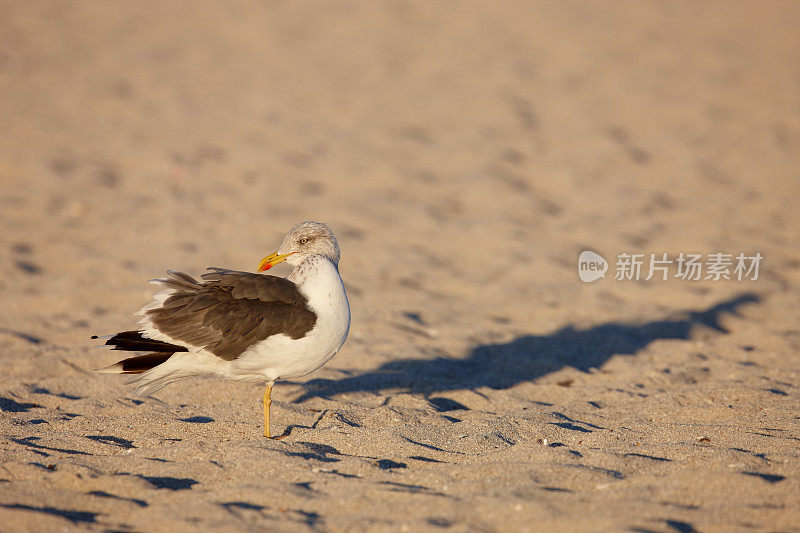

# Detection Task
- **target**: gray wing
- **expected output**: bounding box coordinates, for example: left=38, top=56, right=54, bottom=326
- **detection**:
left=144, top=268, right=317, bottom=361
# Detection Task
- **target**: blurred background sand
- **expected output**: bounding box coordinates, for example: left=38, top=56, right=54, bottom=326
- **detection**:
left=1, top=1, right=799, bottom=531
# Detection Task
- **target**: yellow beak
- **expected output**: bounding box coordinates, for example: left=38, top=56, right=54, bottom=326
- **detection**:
left=258, top=251, right=296, bottom=272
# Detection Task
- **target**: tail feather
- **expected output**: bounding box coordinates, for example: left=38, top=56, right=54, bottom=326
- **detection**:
left=128, top=378, right=174, bottom=397
left=124, top=351, right=219, bottom=396
left=96, top=351, right=195, bottom=396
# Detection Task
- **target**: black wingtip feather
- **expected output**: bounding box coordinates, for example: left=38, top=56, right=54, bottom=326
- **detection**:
left=118, top=352, right=174, bottom=373
left=102, top=330, right=188, bottom=353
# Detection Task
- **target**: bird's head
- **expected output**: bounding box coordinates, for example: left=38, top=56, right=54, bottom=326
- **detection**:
left=258, top=221, right=340, bottom=271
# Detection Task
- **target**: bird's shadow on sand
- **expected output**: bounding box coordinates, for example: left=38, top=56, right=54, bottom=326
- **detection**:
left=294, top=293, right=760, bottom=402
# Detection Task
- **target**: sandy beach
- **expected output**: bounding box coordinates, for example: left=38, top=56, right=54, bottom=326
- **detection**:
left=1, top=1, right=799, bottom=531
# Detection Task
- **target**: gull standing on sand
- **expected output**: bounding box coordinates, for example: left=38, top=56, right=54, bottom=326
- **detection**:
left=95, top=221, right=350, bottom=438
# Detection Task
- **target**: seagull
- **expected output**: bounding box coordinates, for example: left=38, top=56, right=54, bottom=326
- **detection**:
left=95, top=221, right=350, bottom=438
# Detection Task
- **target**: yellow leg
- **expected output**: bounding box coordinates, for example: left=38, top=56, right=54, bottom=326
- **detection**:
left=263, top=383, right=272, bottom=438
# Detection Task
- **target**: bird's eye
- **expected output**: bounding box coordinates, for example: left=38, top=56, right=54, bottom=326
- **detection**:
left=299, top=237, right=308, bottom=245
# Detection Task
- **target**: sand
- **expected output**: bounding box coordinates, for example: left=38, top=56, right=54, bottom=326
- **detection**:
left=1, top=1, right=799, bottom=531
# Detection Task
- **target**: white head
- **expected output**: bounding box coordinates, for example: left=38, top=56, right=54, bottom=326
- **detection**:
left=258, top=221, right=340, bottom=271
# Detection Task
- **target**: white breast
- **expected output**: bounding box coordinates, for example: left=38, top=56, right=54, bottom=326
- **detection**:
left=226, top=256, right=350, bottom=383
